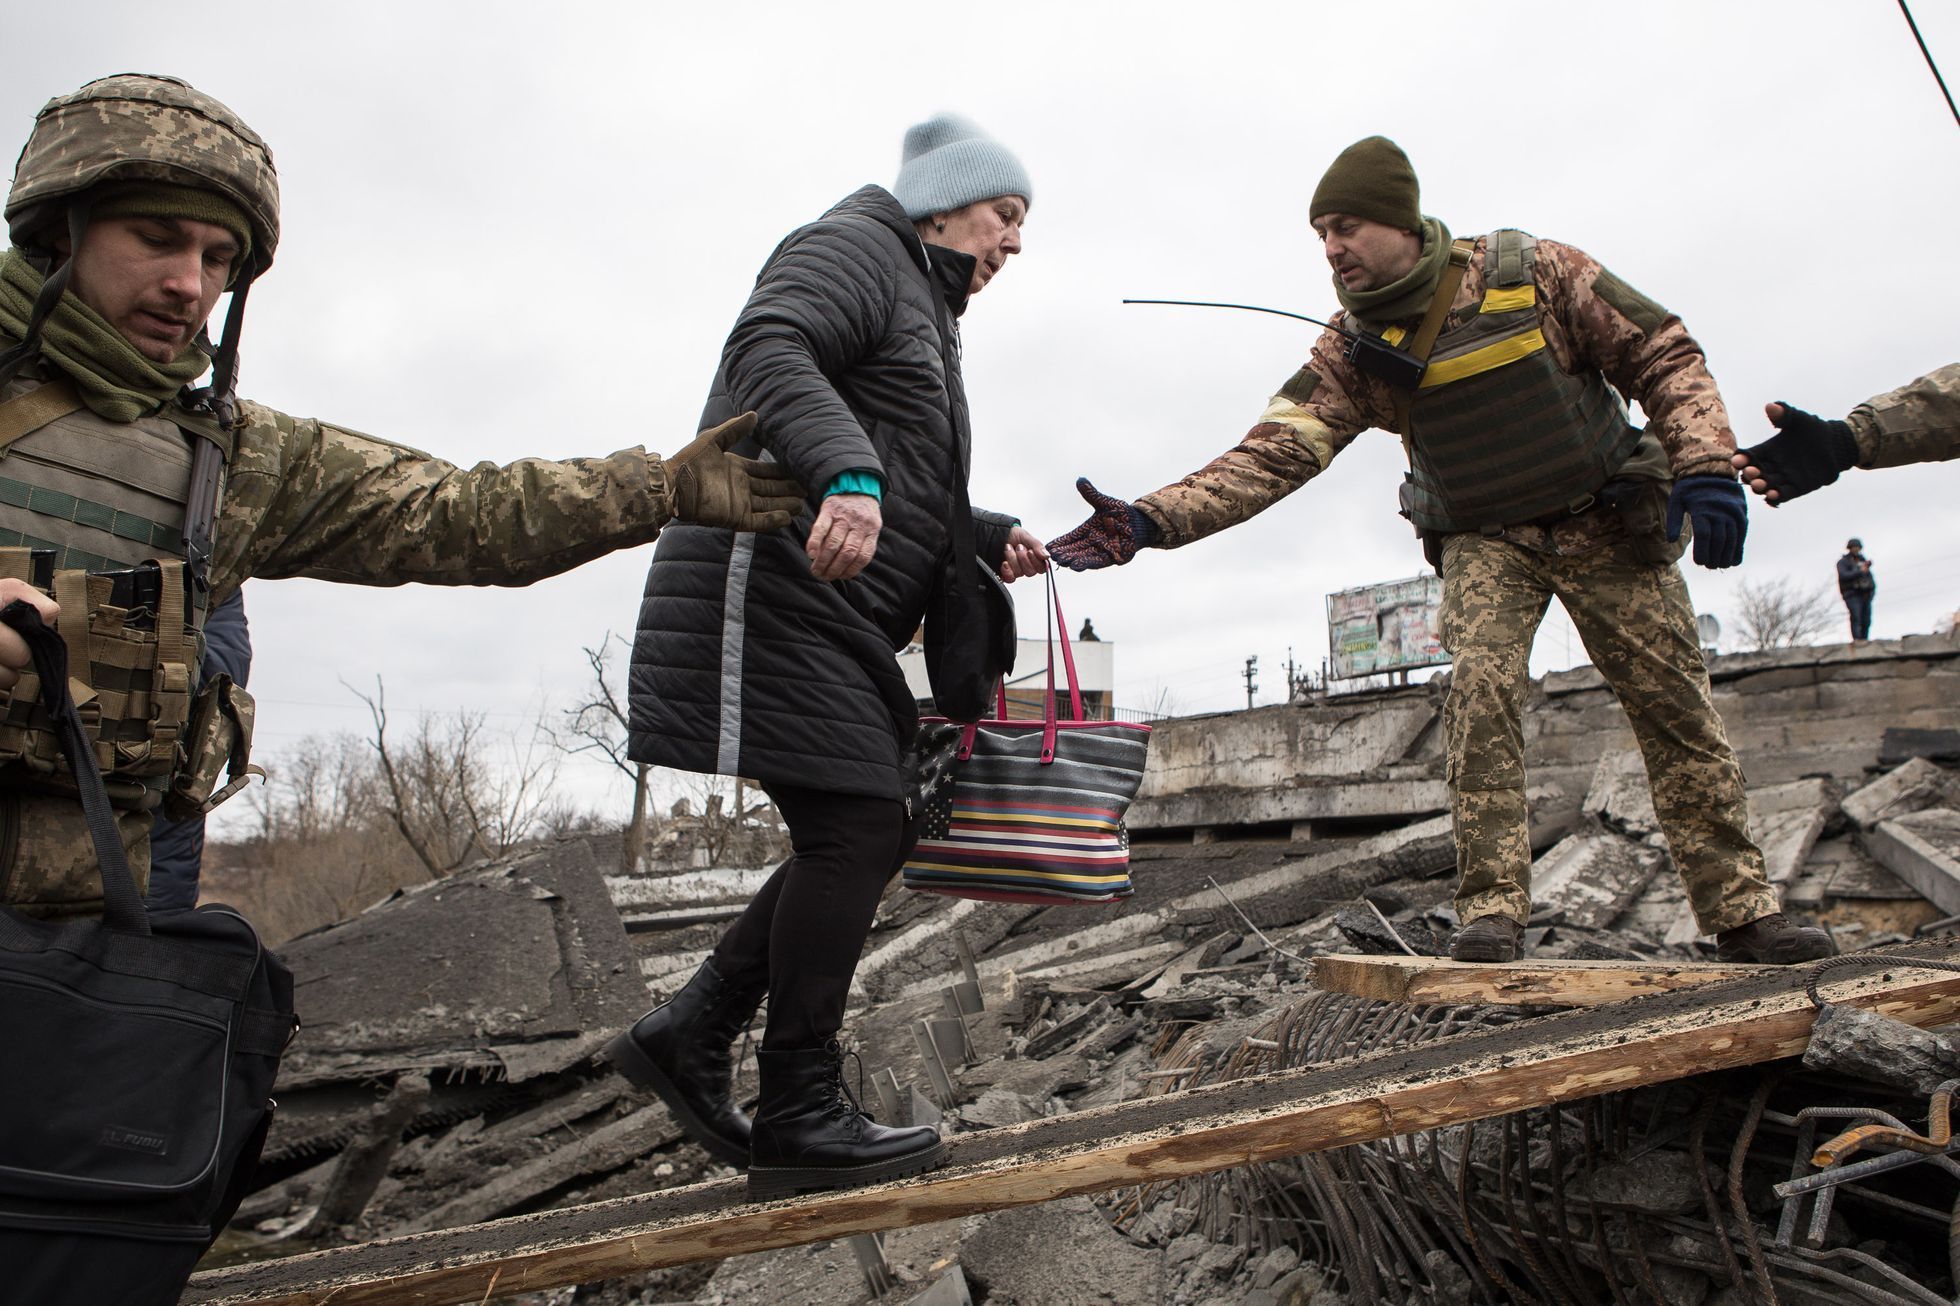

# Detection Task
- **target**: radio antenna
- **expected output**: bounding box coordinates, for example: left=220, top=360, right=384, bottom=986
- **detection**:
left=1122, top=298, right=1359, bottom=341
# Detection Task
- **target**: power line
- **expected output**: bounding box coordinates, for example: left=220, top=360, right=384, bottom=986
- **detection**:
left=1897, top=0, right=1960, bottom=129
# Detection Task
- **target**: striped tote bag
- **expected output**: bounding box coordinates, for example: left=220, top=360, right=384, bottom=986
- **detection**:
left=901, top=576, right=1152, bottom=905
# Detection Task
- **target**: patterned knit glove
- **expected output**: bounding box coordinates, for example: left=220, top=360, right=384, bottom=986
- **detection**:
left=1046, top=478, right=1162, bottom=571
left=1734, top=403, right=1860, bottom=504
left=1665, top=474, right=1748, bottom=570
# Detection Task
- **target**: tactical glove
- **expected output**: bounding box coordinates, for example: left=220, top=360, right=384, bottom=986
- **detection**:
left=668, top=412, right=805, bottom=533
left=1665, top=474, right=1747, bottom=569
left=1045, top=478, right=1162, bottom=571
left=1734, top=403, right=1860, bottom=504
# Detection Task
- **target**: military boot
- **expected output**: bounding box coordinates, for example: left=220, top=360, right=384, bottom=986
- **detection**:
left=1451, top=914, right=1525, bottom=963
left=747, top=1041, right=946, bottom=1200
left=1715, top=912, right=1836, bottom=964
left=604, top=958, right=764, bottom=1166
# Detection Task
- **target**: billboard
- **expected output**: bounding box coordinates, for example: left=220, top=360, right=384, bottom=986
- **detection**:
left=1327, top=574, right=1448, bottom=679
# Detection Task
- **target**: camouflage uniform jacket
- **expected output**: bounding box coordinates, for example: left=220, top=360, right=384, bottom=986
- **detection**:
left=1136, top=233, right=1737, bottom=556
left=206, top=399, right=672, bottom=605
left=1849, top=362, right=1959, bottom=470
left=1, top=371, right=672, bottom=914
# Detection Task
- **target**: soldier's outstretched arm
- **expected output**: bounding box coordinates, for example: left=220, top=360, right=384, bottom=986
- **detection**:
left=1734, top=363, right=1960, bottom=501
left=1048, top=331, right=1375, bottom=569
left=222, top=404, right=800, bottom=590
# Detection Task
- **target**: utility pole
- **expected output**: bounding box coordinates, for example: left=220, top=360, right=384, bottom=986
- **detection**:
left=1243, top=654, right=1259, bottom=710
left=1285, top=647, right=1300, bottom=701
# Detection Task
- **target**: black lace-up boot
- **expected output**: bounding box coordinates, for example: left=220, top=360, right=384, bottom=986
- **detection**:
left=747, top=1040, right=946, bottom=1200
left=604, top=958, right=764, bottom=1166
left=1716, top=912, right=1836, bottom=964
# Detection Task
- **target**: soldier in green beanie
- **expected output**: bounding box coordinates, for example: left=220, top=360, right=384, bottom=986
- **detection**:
left=1050, top=134, right=1832, bottom=968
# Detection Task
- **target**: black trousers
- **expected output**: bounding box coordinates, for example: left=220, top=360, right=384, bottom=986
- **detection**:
left=710, top=780, right=923, bottom=1050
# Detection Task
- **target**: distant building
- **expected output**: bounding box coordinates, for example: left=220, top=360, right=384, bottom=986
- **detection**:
left=896, top=636, right=1116, bottom=720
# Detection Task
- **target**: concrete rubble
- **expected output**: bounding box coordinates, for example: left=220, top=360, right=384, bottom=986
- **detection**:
left=200, top=630, right=1960, bottom=1304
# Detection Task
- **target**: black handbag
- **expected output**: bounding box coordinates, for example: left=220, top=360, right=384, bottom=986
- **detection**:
left=0, top=600, right=296, bottom=1306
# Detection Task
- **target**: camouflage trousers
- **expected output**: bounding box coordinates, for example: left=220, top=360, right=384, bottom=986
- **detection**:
left=1439, top=533, right=1779, bottom=936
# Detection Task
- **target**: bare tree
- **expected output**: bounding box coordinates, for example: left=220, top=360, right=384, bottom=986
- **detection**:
left=349, top=676, right=562, bottom=879
left=560, top=633, right=652, bottom=873
left=1729, top=577, right=1838, bottom=651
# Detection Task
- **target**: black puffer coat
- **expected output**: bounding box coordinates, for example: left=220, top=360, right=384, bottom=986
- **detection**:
left=628, top=186, right=1014, bottom=800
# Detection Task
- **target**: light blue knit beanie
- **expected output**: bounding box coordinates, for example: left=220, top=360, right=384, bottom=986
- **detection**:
left=893, top=114, right=1032, bottom=220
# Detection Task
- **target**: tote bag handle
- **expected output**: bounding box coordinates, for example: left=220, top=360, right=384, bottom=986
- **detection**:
left=960, top=570, right=1087, bottom=765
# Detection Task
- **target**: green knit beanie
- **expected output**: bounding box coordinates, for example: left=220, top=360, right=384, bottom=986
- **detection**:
left=1310, top=136, right=1420, bottom=232
left=88, top=182, right=253, bottom=264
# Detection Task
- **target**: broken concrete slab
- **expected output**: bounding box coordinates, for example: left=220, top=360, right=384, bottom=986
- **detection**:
left=397, top=1101, right=678, bottom=1234
left=1842, top=757, right=1960, bottom=830
left=1881, top=726, right=1960, bottom=768
left=959, top=1196, right=1164, bottom=1306
left=1861, top=807, right=1960, bottom=915
left=1746, top=778, right=1834, bottom=885
left=1803, top=1002, right=1960, bottom=1096
left=1784, top=835, right=1921, bottom=909
left=275, top=841, right=645, bottom=1090
left=1531, top=832, right=1663, bottom=930
left=1584, top=749, right=1657, bottom=835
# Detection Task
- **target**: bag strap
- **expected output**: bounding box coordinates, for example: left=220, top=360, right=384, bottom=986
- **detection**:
left=1047, top=572, right=1085, bottom=721
left=1406, top=239, right=1474, bottom=365
left=0, top=600, right=152, bottom=934
left=0, top=378, right=83, bottom=455
left=1392, top=238, right=1475, bottom=451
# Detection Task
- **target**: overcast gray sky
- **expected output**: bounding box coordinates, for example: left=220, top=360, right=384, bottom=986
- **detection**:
left=14, top=0, right=1958, bottom=830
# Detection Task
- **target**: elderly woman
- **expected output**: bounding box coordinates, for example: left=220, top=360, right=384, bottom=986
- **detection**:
left=608, top=115, right=1044, bottom=1198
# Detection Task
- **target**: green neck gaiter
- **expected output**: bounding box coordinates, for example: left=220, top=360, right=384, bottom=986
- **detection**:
left=0, top=247, right=208, bottom=422
left=1334, top=216, right=1454, bottom=329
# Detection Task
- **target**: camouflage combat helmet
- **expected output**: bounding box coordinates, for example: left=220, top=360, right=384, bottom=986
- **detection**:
left=6, top=73, right=279, bottom=268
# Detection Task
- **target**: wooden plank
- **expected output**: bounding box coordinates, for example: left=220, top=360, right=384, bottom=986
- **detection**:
left=185, top=951, right=1960, bottom=1306
left=1309, top=953, right=1773, bottom=1007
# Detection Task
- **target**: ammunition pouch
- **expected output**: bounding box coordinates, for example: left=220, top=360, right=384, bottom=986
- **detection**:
left=164, top=673, right=261, bottom=818
left=0, top=553, right=199, bottom=812
left=1596, top=430, right=1683, bottom=566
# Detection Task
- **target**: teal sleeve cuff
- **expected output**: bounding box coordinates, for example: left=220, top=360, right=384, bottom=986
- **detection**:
left=824, top=469, right=884, bottom=500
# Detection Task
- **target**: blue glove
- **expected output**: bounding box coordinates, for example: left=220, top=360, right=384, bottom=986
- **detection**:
left=1665, top=474, right=1747, bottom=569
left=1045, top=478, right=1162, bottom=571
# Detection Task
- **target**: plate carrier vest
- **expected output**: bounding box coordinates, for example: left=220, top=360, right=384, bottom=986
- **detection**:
left=1379, top=230, right=1646, bottom=536
left=0, top=372, right=251, bottom=816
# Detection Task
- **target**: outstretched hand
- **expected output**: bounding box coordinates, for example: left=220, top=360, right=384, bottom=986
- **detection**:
left=668, top=412, right=806, bottom=532
left=1045, top=478, right=1161, bottom=571
left=1665, top=474, right=1748, bottom=569
left=1730, top=401, right=1860, bottom=504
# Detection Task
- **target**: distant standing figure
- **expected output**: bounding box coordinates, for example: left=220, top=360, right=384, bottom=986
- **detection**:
left=1078, top=617, right=1099, bottom=641
left=1837, top=538, right=1875, bottom=641
left=145, top=589, right=252, bottom=912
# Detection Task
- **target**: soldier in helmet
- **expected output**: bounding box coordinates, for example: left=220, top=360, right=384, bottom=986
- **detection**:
left=1047, top=136, right=1833, bottom=967
left=0, top=73, right=804, bottom=916
left=1731, top=363, right=1960, bottom=503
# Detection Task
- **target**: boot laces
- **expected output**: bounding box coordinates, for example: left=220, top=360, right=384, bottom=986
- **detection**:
left=825, top=1040, right=876, bottom=1122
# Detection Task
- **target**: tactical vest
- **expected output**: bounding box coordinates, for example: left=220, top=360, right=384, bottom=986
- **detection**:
left=0, top=374, right=256, bottom=817
left=1382, top=230, right=1645, bottom=535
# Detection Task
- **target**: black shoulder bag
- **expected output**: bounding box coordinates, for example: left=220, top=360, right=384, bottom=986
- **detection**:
left=0, top=600, right=296, bottom=1306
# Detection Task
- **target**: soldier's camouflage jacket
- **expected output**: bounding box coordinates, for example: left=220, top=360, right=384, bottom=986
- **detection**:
left=2, top=367, right=674, bottom=913
left=1850, top=362, right=1959, bottom=470
left=206, top=402, right=670, bottom=604
left=1136, top=233, right=1737, bottom=554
